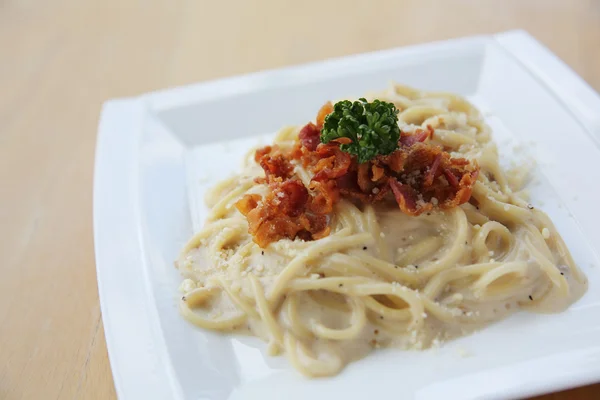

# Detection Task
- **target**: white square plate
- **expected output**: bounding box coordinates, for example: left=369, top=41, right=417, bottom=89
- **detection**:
left=94, top=30, right=600, bottom=400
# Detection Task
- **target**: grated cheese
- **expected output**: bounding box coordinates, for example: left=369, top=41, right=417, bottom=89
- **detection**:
left=179, top=279, right=196, bottom=293
left=542, top=228, right=550, bottom=239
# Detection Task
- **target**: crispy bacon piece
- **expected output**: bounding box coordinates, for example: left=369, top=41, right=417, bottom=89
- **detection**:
left=254, top=145, right=294, bottom=183
left=254, top=146, right=273, bottom=163
left=309, top=179, right=339, bottom=214
left=399, top=127, right=431, bottom=147
left=316, top=102, right=333, bottom=129
left=290, top=142, right=304, bottom=160
left=385, top=143, right=479, bottom=214
left=424, top=153, right=442, bottom=187
left=235, top=194, right=262, bottom=216
left=357, top=163, right=373, bottom=192
left=334, top=168, right=389, bottom=203
left=312, top=144, right=352, bottom=181
left=443, top=168, right=459, bottom=187
left=379, top=150, right=406, bottom=173
left=372, top=165, right=385, bottom=182
left=236, top=180, right=329, bottom=248
left=335, top=170, right=359, bottom=192
left=298, top=123, right=320, bottom=151
left=390, top=179, right=433, bottom=215
left=277, top=179, right=310, bottom=216
left=450, top=166, right=479, bottom=206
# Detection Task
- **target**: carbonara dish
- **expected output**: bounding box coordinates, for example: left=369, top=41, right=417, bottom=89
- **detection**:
left=175, top=84, right=587, bottom=377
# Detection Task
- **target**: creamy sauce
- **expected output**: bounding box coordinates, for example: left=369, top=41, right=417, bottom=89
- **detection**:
left=175, top=84, right=587, bottom=377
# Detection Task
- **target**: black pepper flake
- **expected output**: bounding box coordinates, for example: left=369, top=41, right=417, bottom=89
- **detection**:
left=338, top=283, right=343, bottom=288
left=476, top=206, right=480, bottom=210
left=414, top=265, right=419, bottom=269
left=181, top=296, right=187, bottom=301
left=529, top=295, right=533, bottom=301
left=560, top=272, right=564, bottom=275
left=380, top=316, right=384, bottom=320
left=374, top=329, right=379, bottom=335
left=527, top=204, right=534, bottom=210
left=465, top=241, right=468, bottom=245
left=363, top=246, right=368, bottom=250
left=261, top=251, right=264, bottom=255
left=394, top=265, right=399, bottom=269
left=426, top=212, right=431, bottom=216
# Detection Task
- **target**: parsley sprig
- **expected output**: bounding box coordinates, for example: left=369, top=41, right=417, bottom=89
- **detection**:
left=320, top=98, right=400, bottom=163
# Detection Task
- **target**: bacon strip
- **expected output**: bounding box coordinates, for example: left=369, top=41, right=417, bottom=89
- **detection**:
left=424, top=153, right=442, bottom=187
left=443, top=168, right=459, bottom=187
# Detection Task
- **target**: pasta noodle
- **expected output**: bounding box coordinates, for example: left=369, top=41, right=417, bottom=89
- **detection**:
left=175, top=84, right=587, bottom=377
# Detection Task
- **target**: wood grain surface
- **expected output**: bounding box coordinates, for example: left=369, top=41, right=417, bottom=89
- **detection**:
left=1, top=0, right=598, bottom=399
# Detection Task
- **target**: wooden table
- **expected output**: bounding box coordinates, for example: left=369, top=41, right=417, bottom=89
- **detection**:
left=1, top=0, right=598, bottom=398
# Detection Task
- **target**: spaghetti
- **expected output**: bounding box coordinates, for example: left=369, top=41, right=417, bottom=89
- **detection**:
left=175, top=84, right=587, bottom=377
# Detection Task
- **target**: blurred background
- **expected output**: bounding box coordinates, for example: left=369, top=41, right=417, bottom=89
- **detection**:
left=1, top=0, right=598, bottom=399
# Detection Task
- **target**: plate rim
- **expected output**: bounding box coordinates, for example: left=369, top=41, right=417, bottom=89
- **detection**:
left=94, top=100, right=179, bottom=399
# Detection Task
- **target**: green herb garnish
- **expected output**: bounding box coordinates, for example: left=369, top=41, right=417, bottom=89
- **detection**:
left=320, top=98, right=400, bottom=163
